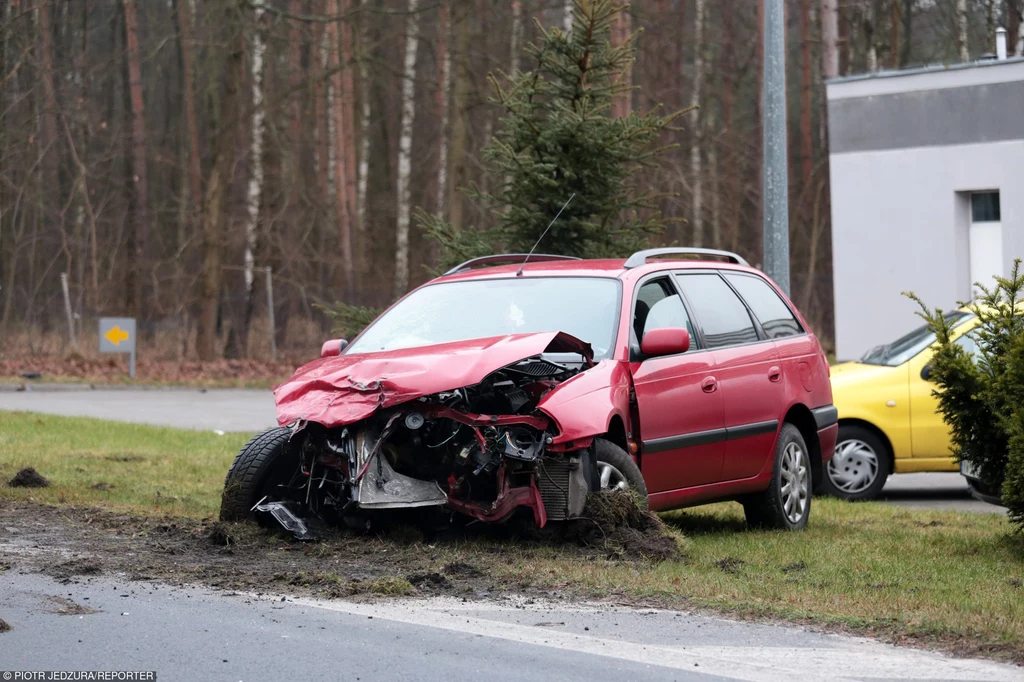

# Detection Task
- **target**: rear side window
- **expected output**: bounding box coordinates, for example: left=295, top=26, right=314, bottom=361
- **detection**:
left=676, top=273, right=759, bottom=348
left=724, top=273, right=803, bottom=339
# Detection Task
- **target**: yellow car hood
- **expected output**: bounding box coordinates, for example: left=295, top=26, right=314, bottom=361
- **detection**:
left=830, top=361, right=902, bottom=388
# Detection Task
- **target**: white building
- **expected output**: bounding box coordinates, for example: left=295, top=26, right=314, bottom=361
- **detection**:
left=827, top=50, right=1024, bottom=361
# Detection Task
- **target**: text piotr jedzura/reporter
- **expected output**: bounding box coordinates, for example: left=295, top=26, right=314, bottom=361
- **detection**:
left=2, top=673, right=157, bottom=681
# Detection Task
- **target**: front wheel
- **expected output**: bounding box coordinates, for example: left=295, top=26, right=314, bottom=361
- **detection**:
left=592, top=439, right=648, bottom=503
left=220, top=427, right=298, bottom=521
left=743, top=423, right=811, bottom=530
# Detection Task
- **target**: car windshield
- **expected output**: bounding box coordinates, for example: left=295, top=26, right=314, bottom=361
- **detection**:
left=860, top=311, right=972, bottom=366
left=346, top=277, right=621, bottom=359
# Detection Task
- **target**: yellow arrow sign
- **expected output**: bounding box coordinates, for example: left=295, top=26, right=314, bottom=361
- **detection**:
left=104, top=325, right=130, bottom=347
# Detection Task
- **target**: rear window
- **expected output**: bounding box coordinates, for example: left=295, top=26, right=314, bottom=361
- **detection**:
left=724, top=273, right=803, bottom=339
left=676, top=273, right=759, bottom=348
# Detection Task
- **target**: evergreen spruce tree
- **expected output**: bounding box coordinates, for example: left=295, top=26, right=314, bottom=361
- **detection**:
left=421, top=0, right=687, bottom=267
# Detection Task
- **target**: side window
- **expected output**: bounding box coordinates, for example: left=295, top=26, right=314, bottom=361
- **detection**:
left=633, top=279, right=694, bottom=344
left=724, top=273, right=803, bottom=339
left=676, top=273, right=759, bottom=348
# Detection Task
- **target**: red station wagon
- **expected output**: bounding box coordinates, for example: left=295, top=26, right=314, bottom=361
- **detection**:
left=222, top=249, right=837, bottom=536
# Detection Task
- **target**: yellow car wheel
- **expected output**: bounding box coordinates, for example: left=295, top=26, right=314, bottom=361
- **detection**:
left=820, top=425, right=891, bottom=501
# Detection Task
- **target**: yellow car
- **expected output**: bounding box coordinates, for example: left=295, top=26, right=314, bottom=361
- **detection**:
left=825, top=310, right=979, bottom=500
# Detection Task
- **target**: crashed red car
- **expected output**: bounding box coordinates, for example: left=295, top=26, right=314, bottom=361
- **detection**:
left=221, top=248, right=837, bottom=536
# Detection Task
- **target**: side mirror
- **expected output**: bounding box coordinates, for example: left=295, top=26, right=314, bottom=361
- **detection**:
left=641, top=328, right=690, bottom=358
left=321, top=339, right=348, bottom=358
left=921, top=364, right=933, bottom=381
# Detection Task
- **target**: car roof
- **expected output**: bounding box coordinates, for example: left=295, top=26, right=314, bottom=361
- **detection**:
left=433, top=257, right=765, bottom=283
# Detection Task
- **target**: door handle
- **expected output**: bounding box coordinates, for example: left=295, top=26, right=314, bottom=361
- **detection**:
left=768, top=366, right=782, bottom=382
left=701, top=376, right=718, bottom=393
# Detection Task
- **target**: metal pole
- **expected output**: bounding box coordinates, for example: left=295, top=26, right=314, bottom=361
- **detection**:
left=129, top=346, right=136, bottom=379
left=60, top=273, right=77, bottom=347
left=762, top=0, right=790, bottom=294
left=265, top=266, right=277, bottom=361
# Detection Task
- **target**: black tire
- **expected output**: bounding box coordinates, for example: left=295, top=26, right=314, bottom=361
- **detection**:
left=220, top=427, right=294, bottom=521
left=743, top=423, right=812, bottom=530
left=819, top=424, right=890, bottom=501
left=593, top=439, right=648, bottom=503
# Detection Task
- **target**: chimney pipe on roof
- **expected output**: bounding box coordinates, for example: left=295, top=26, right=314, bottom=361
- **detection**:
left=996, top=27, right=1008, bottom=60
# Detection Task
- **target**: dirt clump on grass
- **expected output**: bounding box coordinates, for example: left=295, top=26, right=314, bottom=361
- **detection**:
left=563, top=490, right=683, bottom=561
left=7, top=467, right=50, bottom=488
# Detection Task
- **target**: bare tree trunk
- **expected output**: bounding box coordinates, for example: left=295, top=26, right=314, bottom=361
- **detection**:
left=326, top=0, right=356, bottom=300
left=563, top=0, right=573, bottom=33
left=708, top=124, right=721, bottom=249
left=435, top=0, right=451, bottom=216
left=447, top=0, right=469, bottom=233
left=510, top=1, right=523, bottom=74
left=36, top=1, right=58, bottom=192
left=689, top=0, right=705, bottom=245
left=357, top=0, right=372, bottom=232
left=196, top=16, right=244, bottom=362
left=799, top=0, right=813, bottom=192
left=957, top=0, right=969, bottom=61
left=1009, top=0, right=1023, bottom=56
left=238, top=2, right=267, bottom=357
left=901, top=0, right=914, bottom=66
left=821, top=0, right=839, bottom=78
left=175, top=0, right=202, bottom=217
left=611, top=5, right=632, bottom=118
left=122, top=0, right=149, bottom=316
left=339, top=0, right=358, bottom=288
left=394, top=0, right=420, bottom=297
left=865, top=1, right=878, bottom=72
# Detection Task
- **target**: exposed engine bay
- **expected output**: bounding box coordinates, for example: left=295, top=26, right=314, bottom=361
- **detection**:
left=257, top=354, right=598, bottom=538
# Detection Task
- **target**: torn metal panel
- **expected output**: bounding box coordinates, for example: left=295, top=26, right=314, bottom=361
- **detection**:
left=252, top=500, right=322, bottom=541
left=274, top=331, right=592, bottom=428
left=356, top=429, right=448, bottom=509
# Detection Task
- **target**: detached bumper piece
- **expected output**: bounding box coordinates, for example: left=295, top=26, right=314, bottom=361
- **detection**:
left=253, top=500, right=324, bottom=541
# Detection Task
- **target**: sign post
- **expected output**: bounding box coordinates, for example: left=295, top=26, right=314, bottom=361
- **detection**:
left=99, top=317, right=137, bottom=378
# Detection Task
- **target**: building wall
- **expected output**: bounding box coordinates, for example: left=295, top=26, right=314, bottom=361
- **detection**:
left=827, top=60, right=1024, bottom=361
left=830, top=140, right=1024, bottom=360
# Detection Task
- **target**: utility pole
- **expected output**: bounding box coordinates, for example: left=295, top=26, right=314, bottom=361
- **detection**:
left=763, top=0, right=790, bottom=294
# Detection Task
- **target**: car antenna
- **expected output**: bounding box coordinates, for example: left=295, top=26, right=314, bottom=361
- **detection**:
left=517, top=193, right=575, bottom=277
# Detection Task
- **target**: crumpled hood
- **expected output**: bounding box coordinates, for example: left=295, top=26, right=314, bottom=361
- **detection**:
left=274, top=331, right=592, bottom=428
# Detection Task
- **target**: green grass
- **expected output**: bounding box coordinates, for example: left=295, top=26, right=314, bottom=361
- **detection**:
left=0, top=411, right=249, bottom=517
left=1, top=410, right=1022, bottom=658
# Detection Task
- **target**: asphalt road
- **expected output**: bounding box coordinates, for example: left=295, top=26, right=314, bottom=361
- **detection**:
left=0, top=387, right=1007, bottom=514
left=0, top=572, right=1019, bottom=682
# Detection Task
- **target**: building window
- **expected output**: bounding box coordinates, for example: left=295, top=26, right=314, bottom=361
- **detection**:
left=971, top=191, right=1001, bottom=222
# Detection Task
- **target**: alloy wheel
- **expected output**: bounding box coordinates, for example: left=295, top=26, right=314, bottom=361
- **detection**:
left=597, top=461, right=630, bottom=491
left=780, top=442, right=809, bottom=524
left=829, top=439, right=879, bottom=494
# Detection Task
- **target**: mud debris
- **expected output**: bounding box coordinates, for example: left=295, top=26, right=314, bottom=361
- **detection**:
left=7, top=467, right=51, bottom=488
left=563, top=490, right=683, bottom=561
left=206, top=522, right=235, bottom=547
left=48, top=596, right=97, bottom=616
left=0, top=618, right=10, bottom=633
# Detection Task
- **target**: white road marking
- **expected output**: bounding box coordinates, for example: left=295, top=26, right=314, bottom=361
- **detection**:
left=278, top=595, right=1022, bottom=681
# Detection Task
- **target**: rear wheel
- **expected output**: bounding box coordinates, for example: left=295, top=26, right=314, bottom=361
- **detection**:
left=593, top=439, right=648, bottom=502
left=820, top=425, right=890, bottom=501
left=743, top=423, right=811, bottom=530
left=220, top=427, right=299, bottom=521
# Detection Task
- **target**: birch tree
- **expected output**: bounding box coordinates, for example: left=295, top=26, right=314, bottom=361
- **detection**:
left=821, top=0, right=839, bottom=78
left=435, top=1, right=451, bottom=216
left=957, top=0, right=969, bottom=61
left=239, top=2, right=267, bottom=354
left=394, top=0, right=421, bottom=296
left=689, top=0, right=705, bottom=246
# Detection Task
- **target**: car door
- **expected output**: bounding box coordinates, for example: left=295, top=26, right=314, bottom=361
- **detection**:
left=908, top=319, right=979, bottom=460
left=629, top=275, right=725, bottom=492
left=676, top=272, right=784, bottom=482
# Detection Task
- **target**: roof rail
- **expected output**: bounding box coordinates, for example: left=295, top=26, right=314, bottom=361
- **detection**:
left=623, top=247, right=749, bottom=269
left=442, top=253, right=581, bottom=276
